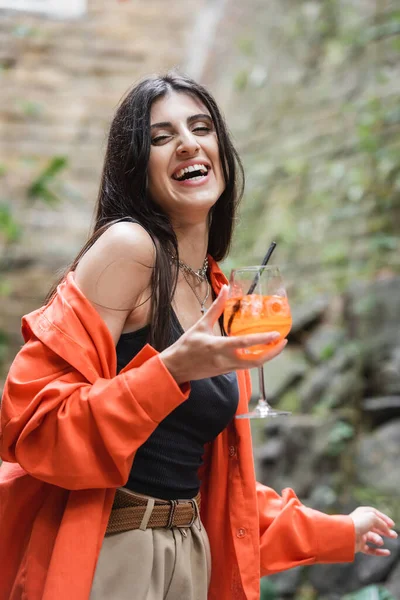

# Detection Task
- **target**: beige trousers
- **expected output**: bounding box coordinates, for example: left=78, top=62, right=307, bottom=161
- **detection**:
left=90, top=501, right=211, bottom=600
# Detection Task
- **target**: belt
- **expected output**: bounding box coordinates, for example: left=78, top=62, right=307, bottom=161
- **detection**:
left=106, top=488, right=201, bottom=535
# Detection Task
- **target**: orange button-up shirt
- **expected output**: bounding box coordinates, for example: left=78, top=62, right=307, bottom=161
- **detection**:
left=0, top=259, right=355, bottom=600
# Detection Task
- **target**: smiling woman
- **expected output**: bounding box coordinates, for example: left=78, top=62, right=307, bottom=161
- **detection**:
left=0, top=72, right=396, bottom=600
left=147, top=93, right=225, bottom=224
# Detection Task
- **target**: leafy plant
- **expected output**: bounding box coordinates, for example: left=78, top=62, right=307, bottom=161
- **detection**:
left=343, top=585, right=396, bottom=600
left=324, top=421, right=355, bottom=457
left=0, top=330, right=9, bottom=365
left=0, top=203, right=21, bottom=243
left=27, top=156, right=68, bottom=205
left=260, top=577, right=277, bottom=600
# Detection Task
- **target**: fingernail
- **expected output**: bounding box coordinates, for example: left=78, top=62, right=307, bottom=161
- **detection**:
left=390, top=530, right=398, bottom=537
left=270, top=332, right=280, bottom=340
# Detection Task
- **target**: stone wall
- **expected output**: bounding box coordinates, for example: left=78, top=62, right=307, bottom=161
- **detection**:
left=255, top=276, right=400, bottom=599
left=204, top=0, right=400, bottom=294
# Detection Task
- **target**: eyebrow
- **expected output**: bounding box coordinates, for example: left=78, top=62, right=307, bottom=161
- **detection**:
left=150, top=113, right=212, bottom=129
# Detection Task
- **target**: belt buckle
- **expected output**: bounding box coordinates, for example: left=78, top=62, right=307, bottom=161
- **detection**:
left=166, top=499, right=198, bottom=529
left=187, top=499, right=197, bottom=527
left=166, top=500, right=178, bottom=529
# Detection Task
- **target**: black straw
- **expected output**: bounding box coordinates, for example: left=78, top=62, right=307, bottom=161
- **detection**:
left=246, top=241, right=277, bottom=295
left=227, top=242, right=277, bottom=335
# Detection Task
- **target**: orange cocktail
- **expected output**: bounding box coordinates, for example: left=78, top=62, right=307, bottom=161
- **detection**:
left=224, top=293, right=292, bottom=357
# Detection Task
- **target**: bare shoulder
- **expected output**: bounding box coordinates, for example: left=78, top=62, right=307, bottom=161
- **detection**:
left=97, top=221, right=155, bottom=265
left=75, top=221, right=155, bottom=314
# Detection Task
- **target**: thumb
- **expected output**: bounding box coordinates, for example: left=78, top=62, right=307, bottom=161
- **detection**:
left=202, top=284, right=229, bottom=326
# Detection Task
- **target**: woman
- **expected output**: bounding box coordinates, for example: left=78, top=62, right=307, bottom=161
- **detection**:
left=0, top=73, right=396, bottom=600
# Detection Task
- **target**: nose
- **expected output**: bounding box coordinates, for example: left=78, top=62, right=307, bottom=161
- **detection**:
left=176, top=130, right=200, bottom=157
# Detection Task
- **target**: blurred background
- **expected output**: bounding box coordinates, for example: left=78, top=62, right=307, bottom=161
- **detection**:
left=0, top=0, right=399, bottom=598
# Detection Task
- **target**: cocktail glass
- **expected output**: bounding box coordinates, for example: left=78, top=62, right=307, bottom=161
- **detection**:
left=224, top=266, right=292, bottom=419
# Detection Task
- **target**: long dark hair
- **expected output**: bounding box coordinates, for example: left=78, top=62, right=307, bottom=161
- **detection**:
left=47, top=72, right=244, bottom=350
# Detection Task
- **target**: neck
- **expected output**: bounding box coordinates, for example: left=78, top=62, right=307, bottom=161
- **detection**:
left=174, top=221, right=209, bottom=270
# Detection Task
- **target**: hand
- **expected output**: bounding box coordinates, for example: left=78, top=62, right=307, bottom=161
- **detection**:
left=160, top=285, right=287, bottom=383
left=350, top=506, right=398, bottom=556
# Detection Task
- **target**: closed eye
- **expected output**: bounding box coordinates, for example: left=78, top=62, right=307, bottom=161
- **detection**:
left=151, top=135, right=172, bottom=145
left=151, top=125, right=212, bottom=145
left=193, top=126, right=211, bottom=134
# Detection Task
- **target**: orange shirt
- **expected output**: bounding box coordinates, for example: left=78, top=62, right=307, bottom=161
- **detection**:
left=0, top=259, right=355, bottom=600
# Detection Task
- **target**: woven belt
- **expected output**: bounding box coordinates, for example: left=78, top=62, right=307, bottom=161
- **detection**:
left=106, top=488, right=201, bottom=535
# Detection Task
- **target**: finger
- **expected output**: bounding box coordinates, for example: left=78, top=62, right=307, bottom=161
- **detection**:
left=372, top=527, right=398, bottom=539
left=370, top=516, right=395, bottom=537
left=202, top=285, right=229, bottom=326
left=254, top=339, right=288, bottom=363
left=362, top=546, right=391, bottom=557
left=366, top=532, right=384, bottom=546
left=226, top=331, right=282, bottom=349
left=231, top=339, right=287, bottom=368
left=362, top=507, right=395, bottom=528
left=372, top=510, right=396, bottom=528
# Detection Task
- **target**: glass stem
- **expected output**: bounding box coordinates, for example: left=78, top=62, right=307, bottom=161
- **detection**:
left=257, top=366, right=269, bottom=408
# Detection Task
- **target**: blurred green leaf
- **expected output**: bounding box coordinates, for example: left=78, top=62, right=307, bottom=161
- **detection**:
left=234, top=69, right=249, bottom=92
left=18, top=100, right=43, bottom=118
left=0, top=203, right=21, bottom=242
left=260, top=577, right=277, bottom=600
left=27, top=156, right=68, bottom=205
left=0, top=330, right=9, bottom=365
left=12, top=25, right=37, bottom=38
left=237, top=37, right=254, bottom=56
left=369, top=234, right=398, bottom=252
left=343, top=584, right=396, bottom=600
left=325, top=421, right=355, bottom=457
left=0, top=279, right=12, bottom=297
left=321, top=242, right=348, bottom=267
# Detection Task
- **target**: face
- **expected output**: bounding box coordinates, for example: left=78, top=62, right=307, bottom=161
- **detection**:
left=147, top=91, right=225, bottom=223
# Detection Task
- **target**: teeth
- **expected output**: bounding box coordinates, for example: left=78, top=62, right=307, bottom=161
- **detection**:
left=174, top=164, right=208, bottom=180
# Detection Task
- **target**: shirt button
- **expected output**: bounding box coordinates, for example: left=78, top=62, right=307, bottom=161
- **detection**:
left=236, top=528, right=246, bottom=538
left=229, top=446, right=237, bottom=457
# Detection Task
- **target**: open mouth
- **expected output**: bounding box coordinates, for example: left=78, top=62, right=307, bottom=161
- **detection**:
left=172, top=164, right=210, bottom=182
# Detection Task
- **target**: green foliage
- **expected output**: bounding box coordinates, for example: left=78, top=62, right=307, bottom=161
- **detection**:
left=234, top=69, right=249, bottom=92
left=0, top=279, right=12, bottom=296
left=0, top=330, right=9, bottom=365
left=368, top=234, right=398, bottom=253
left=260, top=577, right=277, bottom=600
left=237, top=37, right=254, bottom=57
left=0, top=203, right=21, bottom=243
left=18, top=100, right=44, bottom=118
left=319, top=343, right=336, bottom=361
left=277, top=389, right=301, bottom=413
left=324, top=421, right=355, bottom=457
left=294, top=584, right=317, bottom=600
left=321, top=242, right=349, bottom=267
left=12, top=25, right=39, bottom=38
left=343, top=585, right=396, bottom=600
left=27, top=156, right=68, bottom=205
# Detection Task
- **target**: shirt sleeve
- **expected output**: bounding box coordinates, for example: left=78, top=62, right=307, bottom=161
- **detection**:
left=257, top=482, right=355, bottom=575
left=0, top=336, right=190, bottom=490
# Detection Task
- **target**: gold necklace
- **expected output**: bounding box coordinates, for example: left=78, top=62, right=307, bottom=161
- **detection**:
left=181, top=270, right=210, bottom=315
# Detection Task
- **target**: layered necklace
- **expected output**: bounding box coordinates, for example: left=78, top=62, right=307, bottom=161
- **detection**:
left=176, top=256, right=210, bottom=315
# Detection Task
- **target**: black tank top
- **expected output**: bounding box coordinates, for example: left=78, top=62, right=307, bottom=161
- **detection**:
left=116, top=310, right=239, bottom=500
